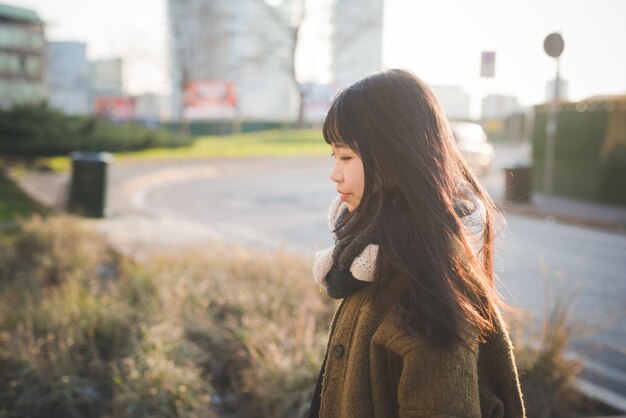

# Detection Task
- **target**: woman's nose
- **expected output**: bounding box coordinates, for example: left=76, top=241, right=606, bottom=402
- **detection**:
left=330, top=161, right=342, bottom=183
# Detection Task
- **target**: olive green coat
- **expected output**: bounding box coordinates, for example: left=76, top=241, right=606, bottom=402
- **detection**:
left=316, top=275, right=526, bottom=418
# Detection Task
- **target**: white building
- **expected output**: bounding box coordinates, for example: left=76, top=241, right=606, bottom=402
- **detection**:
left=330, top=0, right=384, bottom=89
left=89, top=58, right=123, bottom=96
left=167, top=0, right=298, bottom=121
left=429, top=84, right=471, bottom=120
left=45, top=41, right=89, bottom=114
left=87, top=57, right=124, bottom=113
left=481, top=94, right=521, bottom=120
left=134, top=93, right=169, bottom=123
left=301, top=82, right=333, bottom=123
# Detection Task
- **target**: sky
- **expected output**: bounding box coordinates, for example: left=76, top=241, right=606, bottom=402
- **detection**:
left=9, top=0, right=626, bottom=111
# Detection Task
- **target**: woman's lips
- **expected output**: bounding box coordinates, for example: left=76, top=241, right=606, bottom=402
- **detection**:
left=338, top=192, right=350, bottom=201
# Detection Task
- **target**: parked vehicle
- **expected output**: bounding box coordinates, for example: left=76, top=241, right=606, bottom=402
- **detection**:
left=450, top=121, right=494, bottom=175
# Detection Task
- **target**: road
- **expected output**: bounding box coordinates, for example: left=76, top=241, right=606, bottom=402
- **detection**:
left=104, top=144, right=625, bottom=408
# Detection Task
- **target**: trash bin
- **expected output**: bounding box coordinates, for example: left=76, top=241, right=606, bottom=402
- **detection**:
left=504, top=165, right=532, bottom=202
left=67, top=151, right=113, bottom=218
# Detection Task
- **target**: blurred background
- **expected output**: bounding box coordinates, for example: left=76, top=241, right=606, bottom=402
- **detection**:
left=1, top=0, right=625, bottom=127
left=1, top=0, right=625, bottom=417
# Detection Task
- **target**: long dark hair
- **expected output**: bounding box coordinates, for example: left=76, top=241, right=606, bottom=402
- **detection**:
left=323, top=69, right=503, bottom=348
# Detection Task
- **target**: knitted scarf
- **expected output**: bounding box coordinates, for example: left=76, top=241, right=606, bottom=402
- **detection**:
left=312, top=187, right=486, bottom=299
left=312, top=197, right=380, bottom=299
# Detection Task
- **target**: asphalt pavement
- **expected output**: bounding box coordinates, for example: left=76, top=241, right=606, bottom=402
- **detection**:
left=10, top=142, right=626, bottom=255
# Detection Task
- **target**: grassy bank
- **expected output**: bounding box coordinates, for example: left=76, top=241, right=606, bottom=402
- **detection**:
left=0, top=215, right=614, bottom=417
left=0, top=215, right=331, bottom=417
left=43, top=129, right=327, bottom=172
left=0, top=165, right=45, bottom=225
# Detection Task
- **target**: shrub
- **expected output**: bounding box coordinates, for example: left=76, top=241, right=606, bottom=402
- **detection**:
left=532, top=101, right=626, bottom=204
left=0, top=103, right=194, bottom=157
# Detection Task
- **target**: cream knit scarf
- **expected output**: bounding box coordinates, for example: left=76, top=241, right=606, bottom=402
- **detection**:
left=313, top=188, right=486, bottom=299
left=312, top=197, right=379, bottom=298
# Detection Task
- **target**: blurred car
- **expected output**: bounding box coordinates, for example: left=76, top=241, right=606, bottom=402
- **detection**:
left=449, top=121, right=494, bottom=175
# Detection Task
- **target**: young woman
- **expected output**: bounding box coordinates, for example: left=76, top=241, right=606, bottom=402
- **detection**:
left=309, top=69, right=525, bottom=418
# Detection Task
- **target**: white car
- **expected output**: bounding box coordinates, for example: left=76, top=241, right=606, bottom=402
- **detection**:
left=449, top=121, right=495, bottom=175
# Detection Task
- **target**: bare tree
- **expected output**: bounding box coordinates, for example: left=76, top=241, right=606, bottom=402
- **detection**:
left=236, top=0, right=308, bottom=127
left=329, top=0, right=384, bottom=88
left=250, top=0, right=381, bottom=127
left=266, top=0, right=307, bottom=127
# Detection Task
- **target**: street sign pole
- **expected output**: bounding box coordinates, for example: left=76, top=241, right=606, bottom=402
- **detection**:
left=542, top=33, right=564, bottom=201
left=543, top=57, right=561, bottom=198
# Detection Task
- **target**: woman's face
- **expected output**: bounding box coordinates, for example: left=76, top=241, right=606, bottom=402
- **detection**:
left=330, top=144, right=365, bottom=212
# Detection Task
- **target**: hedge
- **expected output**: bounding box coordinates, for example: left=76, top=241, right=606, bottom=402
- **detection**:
left=0, top=103, right=194, bottom=157
left=532, top=99, right=626, bottom=205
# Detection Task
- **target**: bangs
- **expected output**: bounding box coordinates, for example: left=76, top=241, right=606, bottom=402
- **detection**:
left=322, top=88, right=361, bottom=152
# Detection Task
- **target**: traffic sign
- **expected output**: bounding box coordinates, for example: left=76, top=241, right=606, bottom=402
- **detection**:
left=544, top=33, right=564, bottom=58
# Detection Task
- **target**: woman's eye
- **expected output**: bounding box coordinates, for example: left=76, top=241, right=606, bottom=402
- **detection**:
left=330, top=151, right=353, bottom=161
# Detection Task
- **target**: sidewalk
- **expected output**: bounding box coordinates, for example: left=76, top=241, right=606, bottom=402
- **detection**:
left=501, top=192, right=626, bottom=233
left=5, top=165, right=228, bottom=258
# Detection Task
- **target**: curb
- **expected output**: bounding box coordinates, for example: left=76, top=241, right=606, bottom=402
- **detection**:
left=499, top=201, right=626, bottom=234
left=576, top=378, right=626, bottom=415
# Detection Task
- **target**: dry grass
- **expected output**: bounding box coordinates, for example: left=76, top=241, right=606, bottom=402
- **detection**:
left=138, top=248, right=335, bottom=418
left=508, top=297, right=585, bottom=418
left=0, top=216, right=215, bottom=418
left=0, top=215, right=333, bottom=417
left=0, top=214, right=595, bottom=417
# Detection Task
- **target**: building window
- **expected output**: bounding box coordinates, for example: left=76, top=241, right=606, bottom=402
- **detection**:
left=0, top=78, right=40, bottom=101
left=0, top=25, right=43, bottom=50
left=0, top=26, right=10, bottom=47
left=0, top=52, right=20, bottom=73
left=23, top=56, right=40, bottom=76
left=29, top=31, right=44, bottom=49
left=0, top=79, right=10, bottom=97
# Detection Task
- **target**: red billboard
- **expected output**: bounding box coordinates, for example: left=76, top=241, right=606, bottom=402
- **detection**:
left=184, top=81, right=237, bottom=120
left=94, top=97, right=135, bottom=122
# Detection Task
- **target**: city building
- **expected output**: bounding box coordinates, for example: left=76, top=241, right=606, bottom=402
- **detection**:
left=330, top=0, right=383, bottom=89
left=167, top=0, right=384, bottom=122
left=134, top=92, right=169, bottom=124
left=428, top=84, right=471, bottom=120
left=46, top=44, right=132, bottom=117
left=0, top=3, right=45, bottom=108
left=88, top=57, right=129, bottom=118
left=167, top=0, right=298, bottom=121
left=481, top=94, right=521, bottom=120
left=301, top=82, right=333, bottom=123
left=88, top=57, right=123, bottom=98
left=45, top=41, right=89, bottom=114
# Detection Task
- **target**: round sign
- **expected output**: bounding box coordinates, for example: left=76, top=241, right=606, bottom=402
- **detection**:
left=544, top=33, right=564, bottom=58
